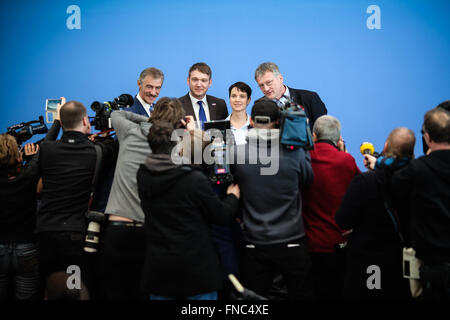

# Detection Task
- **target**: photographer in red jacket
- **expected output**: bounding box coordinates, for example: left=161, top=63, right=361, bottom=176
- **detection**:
left=302, top=115, right=360, bottom=299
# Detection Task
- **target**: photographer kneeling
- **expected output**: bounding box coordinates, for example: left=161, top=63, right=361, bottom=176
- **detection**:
left=137, top=121, right=240, bottom=300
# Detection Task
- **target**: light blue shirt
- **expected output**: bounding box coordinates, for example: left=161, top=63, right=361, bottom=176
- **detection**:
left=274, top=86, right=291, bottom=107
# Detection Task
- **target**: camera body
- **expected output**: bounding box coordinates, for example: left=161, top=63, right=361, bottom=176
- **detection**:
left=6, top=116, right=48, bottom=145
left=204, top=120, right=234, bottom=185
left=90, top=94, right=134, bottom=131
left=279, top=99, right=314, bottom=150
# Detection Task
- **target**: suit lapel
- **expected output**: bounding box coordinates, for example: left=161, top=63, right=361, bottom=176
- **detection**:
left=206, top=95, right=216, bottom=121
left=182, top=93, right=196, bottom=120
left=288, top=87, right=303, bottom=107
left=134, top=96, right=149, bottom=116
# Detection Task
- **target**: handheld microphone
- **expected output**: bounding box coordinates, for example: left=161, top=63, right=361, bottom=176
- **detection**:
left=360, top=142, right=375, bottom=155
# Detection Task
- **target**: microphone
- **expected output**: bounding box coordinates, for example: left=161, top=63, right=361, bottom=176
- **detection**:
left=360, top=142, right=375, bottom=155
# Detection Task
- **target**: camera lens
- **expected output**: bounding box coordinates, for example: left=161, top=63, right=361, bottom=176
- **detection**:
left=91, top=101, right=103, bottom=112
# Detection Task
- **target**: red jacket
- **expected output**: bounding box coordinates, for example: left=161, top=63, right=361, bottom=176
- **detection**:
left=302, top=142, right=361, bottom=252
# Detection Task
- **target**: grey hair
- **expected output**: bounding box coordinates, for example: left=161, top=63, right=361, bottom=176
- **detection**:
left=138, top=67, right=164, bottom=84
left=254, top=62, right=281, bottom=80
left=313, top=115, right=341, bottom=144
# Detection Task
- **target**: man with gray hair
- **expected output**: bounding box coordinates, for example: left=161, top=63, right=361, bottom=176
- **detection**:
left=254, top=62, right=327, bottom=130
left=129, top=67, right=164, bottom=116
left=302, top=115, right=360, bottom=299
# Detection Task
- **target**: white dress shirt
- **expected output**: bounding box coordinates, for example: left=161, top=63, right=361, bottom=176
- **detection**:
left=136, top=94, right=152, bottom=117
left=226, top=114, right=250, bottom=145
left=189, top=92, right=211, bottom=128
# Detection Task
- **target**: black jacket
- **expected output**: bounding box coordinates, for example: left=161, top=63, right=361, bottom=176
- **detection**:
left=255, top=87, right=327, bottom=130
left=336, top=168, right=410, bottom=299
left=0, top=121, right=60, bottom=243
left=392, top=150, right=450, bottom=264
left=136, top=154, right=239, bottom=297
left=37, top=130, right=115, bottom=233
left=178, top=93, right=229, bottom=121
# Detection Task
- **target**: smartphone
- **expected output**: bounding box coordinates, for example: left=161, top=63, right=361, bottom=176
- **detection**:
left=46, top=99, right=62, bottom=112
left=45, top=98, right=62, bottom=123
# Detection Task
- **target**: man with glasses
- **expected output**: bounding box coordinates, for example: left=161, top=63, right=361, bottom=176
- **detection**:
left=254, top=62, right=327, bottom=130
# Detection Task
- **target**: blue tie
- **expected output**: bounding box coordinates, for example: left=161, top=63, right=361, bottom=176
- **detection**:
left=197, top=100, right=207, bottom=129
left=149, top=103, right=155, bottom=113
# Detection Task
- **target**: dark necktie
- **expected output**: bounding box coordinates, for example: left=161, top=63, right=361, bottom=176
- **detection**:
left=197, top=100, right=207, bottom=129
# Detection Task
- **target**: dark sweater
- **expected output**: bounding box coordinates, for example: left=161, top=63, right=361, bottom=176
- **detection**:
left=0, top=121, right=60, bottom=243
left=136, top=154, right=240, bottom=297
left=0, top=156, right=40, bottom=243
left=392, top=150, right=450, bottom=264
left=335, top=168, right=410, bottom=299
left=232, top=128, right=313, bottom=245
left=37, top=131, right=114, bottom=233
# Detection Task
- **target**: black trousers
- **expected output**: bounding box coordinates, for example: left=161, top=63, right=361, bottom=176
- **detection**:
left=242, top=240, right=315, bottom=300
left=37, top=231, right=88, bottom=297
left=100, top=223, right=145, bottom=300
left=309, top=251, right=346, bottom=300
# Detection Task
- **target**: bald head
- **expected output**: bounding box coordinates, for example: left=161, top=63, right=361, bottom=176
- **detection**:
left=423, top=107, right=450, bottom=144
left=384, top=127, right=416, bottom=158
left=60, top=101, right=88, bottom=131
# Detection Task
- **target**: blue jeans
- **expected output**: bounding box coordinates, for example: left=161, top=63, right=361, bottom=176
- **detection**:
left=0, top=243, right=40, bottom=300
left=150, top=291, right=218, bottom=300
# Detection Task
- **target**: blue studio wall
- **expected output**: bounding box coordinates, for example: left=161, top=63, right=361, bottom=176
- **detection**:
left=1, top=0, right=449, bottom=168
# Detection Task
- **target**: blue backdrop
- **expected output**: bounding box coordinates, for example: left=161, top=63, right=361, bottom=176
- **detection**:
left=1, top=0, right=449, bottom=168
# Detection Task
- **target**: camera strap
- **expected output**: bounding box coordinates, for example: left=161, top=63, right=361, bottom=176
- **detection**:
left=87, top=144, right=102, bottom=211
left=379, top=183, right=405, bottom=245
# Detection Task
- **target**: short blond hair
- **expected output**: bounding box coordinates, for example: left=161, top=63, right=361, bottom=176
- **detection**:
left=0, top=134, right=20, bottom=176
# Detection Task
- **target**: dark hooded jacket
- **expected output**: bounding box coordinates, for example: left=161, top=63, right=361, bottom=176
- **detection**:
left=136, top=154, right=240, bottom=297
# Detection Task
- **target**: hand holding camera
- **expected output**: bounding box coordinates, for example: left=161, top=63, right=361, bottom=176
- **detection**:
left=227, top=183, right=240, bottom=199
left=54, top=97, right=66, bottom=121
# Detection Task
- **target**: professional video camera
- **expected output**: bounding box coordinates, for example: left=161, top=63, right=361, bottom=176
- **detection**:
left=84, top=210, right=105, bottom=253
left=279, top=98, right=314, bottom=150
left=204, top=120, right=234, bottom=185
left=90, top=94, right=134, bottom=131
left=6, top=116, right=48, bottom=145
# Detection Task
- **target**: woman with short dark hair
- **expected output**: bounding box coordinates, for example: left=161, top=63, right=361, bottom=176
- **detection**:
left=226, top=82, right=252, bottom=145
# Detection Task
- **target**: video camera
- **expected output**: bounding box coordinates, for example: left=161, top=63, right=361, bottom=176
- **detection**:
left=90, top=94, right=134, bottom=131
left=6, top=116, right=48, bottom=145
left=204, top=120, right=234, bottom=185
left=279, top=98, right=314, bottom=150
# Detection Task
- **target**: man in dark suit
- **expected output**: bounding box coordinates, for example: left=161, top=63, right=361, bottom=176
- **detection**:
left=129, top=67, right=164, bottom=116
left=254, top=62, right=327, bottom=130
left=178, top=62, right=228, bottom=128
